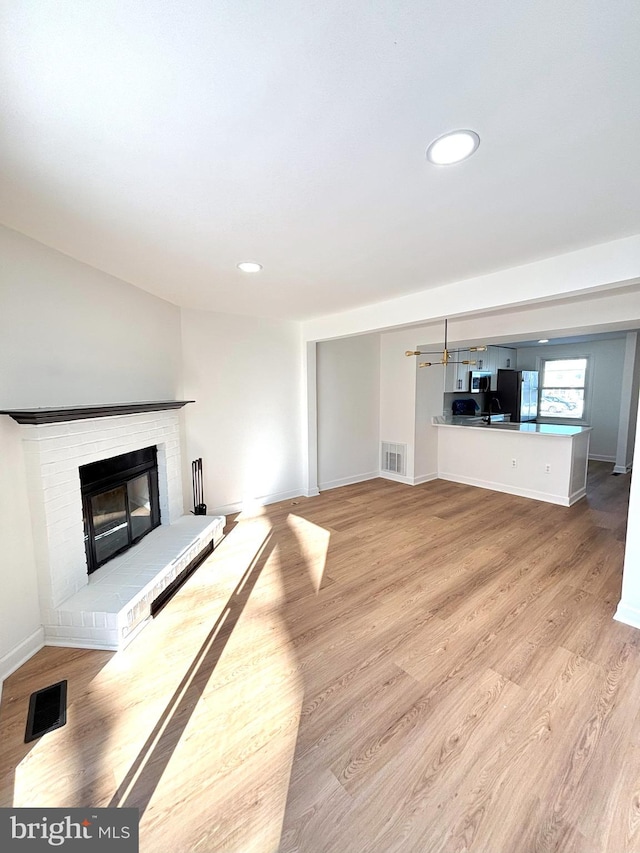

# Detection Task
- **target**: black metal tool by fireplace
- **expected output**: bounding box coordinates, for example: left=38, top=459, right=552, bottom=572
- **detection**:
left=192, top=458, right=207, bottom=515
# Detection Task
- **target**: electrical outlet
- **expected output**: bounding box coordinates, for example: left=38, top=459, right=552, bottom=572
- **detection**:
left=511, top=458, right=517, bottom=468
left=545, top=463, right=551, bottom=473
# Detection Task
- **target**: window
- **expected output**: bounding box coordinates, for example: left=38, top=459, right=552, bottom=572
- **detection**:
left=539, top=357, right=588, bottom=419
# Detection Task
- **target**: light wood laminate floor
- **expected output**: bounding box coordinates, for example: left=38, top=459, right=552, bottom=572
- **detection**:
left=0, top=463, right=637, bottom=852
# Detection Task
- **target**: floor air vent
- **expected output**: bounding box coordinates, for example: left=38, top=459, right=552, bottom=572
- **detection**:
left=381, top=442, right=407, bottom=476
left=24, top=680, right=68, bottom=743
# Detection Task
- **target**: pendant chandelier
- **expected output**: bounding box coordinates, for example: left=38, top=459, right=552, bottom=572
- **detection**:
left=405, top=319, right=486, bottom=368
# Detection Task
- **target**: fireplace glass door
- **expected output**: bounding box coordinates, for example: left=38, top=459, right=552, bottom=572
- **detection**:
left=91, top=485, right=129, bottom=565
left=128, top=474, right=153, bottom=539
left=81, top=447, right=160, bottom=574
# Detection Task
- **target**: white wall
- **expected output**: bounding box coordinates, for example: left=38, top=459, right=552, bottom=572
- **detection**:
left=414, top=359, right=443, bottom=483
left=516, top=338, right=626, bottom=461
left=316, top=334, right=380, bottom=490
left=615, top=388, right=640, bottom=629
left=302, top=235, right=640, bottom=342
left=616, top=333, right=640, bottom=472
left=0, top=418, right=42, bottom=689
left=0, top=225, right=182, bottom=407
left=303, top=341, right=319, bottom=497
left=378, top=329, right=419, bottom=484
left=181, top=309, right=304, bottom=514
left=438, top=287, right=640, bottom=350
left=627, top=340, right=640, bottom=467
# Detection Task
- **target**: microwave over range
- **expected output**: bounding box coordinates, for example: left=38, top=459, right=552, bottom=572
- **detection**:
left=469, top=371, right=492, bottom=393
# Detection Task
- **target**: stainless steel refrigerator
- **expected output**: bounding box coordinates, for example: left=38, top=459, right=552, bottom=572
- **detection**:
left=496, top=369, right=539, bottom=422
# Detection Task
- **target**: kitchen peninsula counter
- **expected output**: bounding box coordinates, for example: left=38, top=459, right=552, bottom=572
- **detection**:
left=432, top=418, right=591, bottom=505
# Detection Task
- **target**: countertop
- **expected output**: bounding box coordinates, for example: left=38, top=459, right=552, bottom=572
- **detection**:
left=446, top=414, right=509, bottom=425
left=432, top=417, right=591, bottom=436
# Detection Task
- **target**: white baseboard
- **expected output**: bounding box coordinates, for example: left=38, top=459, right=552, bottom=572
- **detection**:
left=589, top=453, right=616, bottom=463
left=43, top=637, right=118, bottom=652
left=567, top=486, right=587, bottom=506
left=613, top=463, right=632, bottom=474
left=413, top=472, right=439, bottom=486
left=0, top=627, right=45, bottom=701
left=614, top=602, right=640, bottom=630
left=319, top=472, right=379, bottom=492
left=380, top=471, right=439, bottom=487
left=211, top=487, right=308, bottom=516
left=379, top=471, right=413, bottom=485
left=438, top=472, right=577, bottom=506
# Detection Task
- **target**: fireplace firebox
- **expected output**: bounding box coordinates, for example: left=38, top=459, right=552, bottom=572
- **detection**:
left=80, top=446, right=161, bottom=574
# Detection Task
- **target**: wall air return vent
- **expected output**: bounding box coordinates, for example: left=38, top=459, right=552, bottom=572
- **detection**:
left=381, top=442, right=407, bottom=476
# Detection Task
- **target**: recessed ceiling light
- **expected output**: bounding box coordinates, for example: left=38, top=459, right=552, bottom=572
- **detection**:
left=538, top=339, right=549, bottom=344
left=426, top=130, right=480, bottom=165
left=237, top=262, right=263, bottom=273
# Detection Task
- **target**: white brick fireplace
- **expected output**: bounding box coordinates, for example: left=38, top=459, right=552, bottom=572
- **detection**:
left=4, top=403, right=225, bottom=650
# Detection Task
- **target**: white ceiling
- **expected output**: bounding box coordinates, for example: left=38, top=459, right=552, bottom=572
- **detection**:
left=489, top=330, right=636, bottom=350
left=1, top=1, right=639, bottom=321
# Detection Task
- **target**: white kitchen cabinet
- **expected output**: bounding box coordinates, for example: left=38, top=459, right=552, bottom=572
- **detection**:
left=453, top=349, right=472, bottom=392
left=445, top=347, right=492, bottom=393
left=473, top=350, right=488, bottom=372
left=483, top=346, right=496, bottom=380
left=498, top=347, right=516, bottom=370
left=444, top=350, right=459, bottom=392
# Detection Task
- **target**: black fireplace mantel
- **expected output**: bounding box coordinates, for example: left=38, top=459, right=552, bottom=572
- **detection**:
left=0, top=400, right=194, bottom=425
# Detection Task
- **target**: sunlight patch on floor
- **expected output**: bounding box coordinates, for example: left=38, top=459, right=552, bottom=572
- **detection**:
left=14, top=684, right=119, bottom=807
left=140, top=589, right=305, bottom=851
left=239, top=497, right=269, bottom=517
left=287, top=513, right=331, bottom=594
left=12, top=507, right=314, bottom=849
